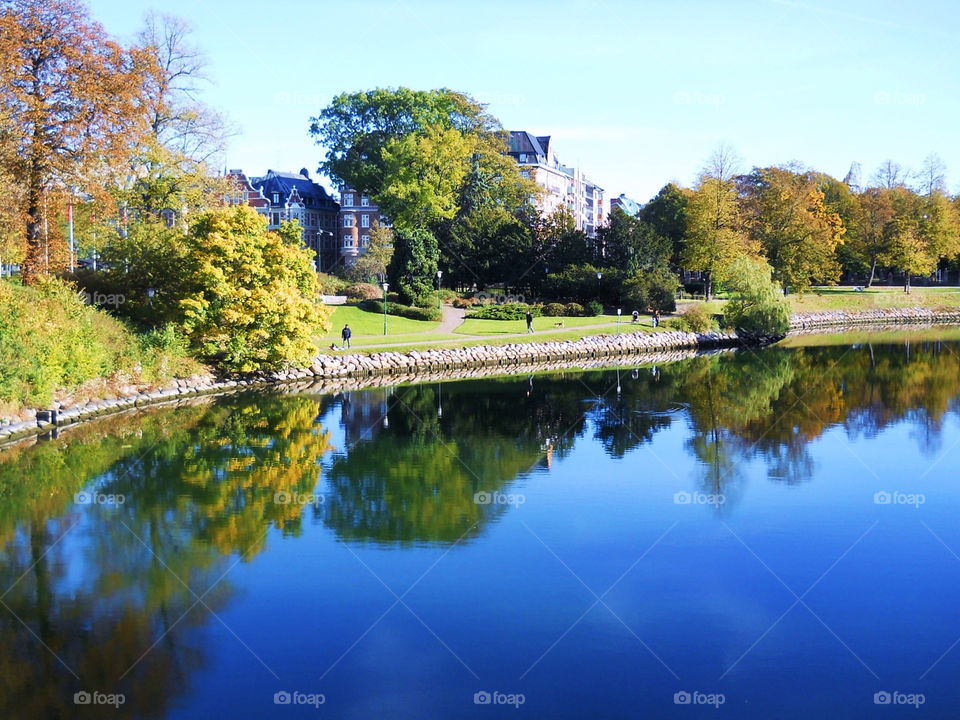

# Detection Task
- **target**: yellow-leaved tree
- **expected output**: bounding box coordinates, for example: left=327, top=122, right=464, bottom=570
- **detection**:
left=179, top=205, right=330, bottom=371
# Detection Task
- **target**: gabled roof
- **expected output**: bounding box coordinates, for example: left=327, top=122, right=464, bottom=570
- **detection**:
left=508, top=131, right=552, bottom=162
left=251, top=170, right=337, bottom=208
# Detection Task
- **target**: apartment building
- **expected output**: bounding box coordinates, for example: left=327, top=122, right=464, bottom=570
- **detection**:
left=506, top=131, right=607, bottom=237
left=338, top=186, right=388, bottom=266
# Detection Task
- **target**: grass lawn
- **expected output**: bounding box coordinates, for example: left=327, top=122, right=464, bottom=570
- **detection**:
left=456, top=314, right=631, bottom=335
left=788, top=286, right=960, bottom=313
left=320, top=304, right=441, bottom=343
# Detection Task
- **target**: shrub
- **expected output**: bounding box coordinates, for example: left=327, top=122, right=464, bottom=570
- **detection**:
left=466, top=303, right=540, bottom=320
left=542, top=302, right=566, bottom=317
left=721, top=258, right=791, bottom=336
left=179, top=206, right=331, bottom=371
left=316, top=272, right=348, bottom=295
left=452, top=297, right=475, bottom=309
left=564, top=302, right=584, bottom=317
left=357, top=299, right=441, bottom=321
left=0, top=278, right=200, bottom=411
left=677, top=304, right=713, bottom=333
left=344, top=283, right=383, bottom=301
left=586, top=300, right=603, bottom=317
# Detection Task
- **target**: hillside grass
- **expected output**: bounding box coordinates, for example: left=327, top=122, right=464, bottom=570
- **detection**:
left=0, top=278, right=201, bottom=415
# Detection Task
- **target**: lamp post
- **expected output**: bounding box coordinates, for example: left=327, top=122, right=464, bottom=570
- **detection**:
left=147, top=287, right=155, bottom=308
left=437, top=269, right=443, bottom=310
left=617, top=308, right=621, bottom=335
left=596, top=271, right=602, bottom=304
left=382, top=281, right=389, bottom=335
left=67, top=194, right=75, bottom=273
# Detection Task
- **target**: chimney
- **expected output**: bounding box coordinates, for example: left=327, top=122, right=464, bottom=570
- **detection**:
left=300, top=167, right=310, bottom=179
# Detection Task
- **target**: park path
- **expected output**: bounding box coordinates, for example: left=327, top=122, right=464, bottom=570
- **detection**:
left=437, top=305, right=467, bottom=333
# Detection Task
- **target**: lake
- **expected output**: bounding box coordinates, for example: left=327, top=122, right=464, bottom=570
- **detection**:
left=2, top=336, right=959, bottom=718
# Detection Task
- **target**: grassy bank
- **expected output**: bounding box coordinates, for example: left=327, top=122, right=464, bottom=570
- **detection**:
left=0, top=279, right=202, bottom=415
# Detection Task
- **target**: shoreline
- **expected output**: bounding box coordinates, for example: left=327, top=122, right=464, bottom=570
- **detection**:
left=3, top=306, right=960, bottom=448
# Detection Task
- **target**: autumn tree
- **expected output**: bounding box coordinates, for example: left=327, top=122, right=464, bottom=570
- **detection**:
left=852, top=187, right=896, bottom=286
left=738, top=166, right=845, bottom=293
left=179, top=206, right=330, bottom=370
left=0, top=0, right=146, bottom=283
left=346, top=223, right=393, bottom=282
left=682, top=145, right=750, bottom=300
left=121, top=12, right=231, bottom=220
left=881, top=189, right=960, bottom=292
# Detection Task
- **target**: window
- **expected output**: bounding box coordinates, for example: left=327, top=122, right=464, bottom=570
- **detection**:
left=343, top=215, right=354, bottom=228
left=271, top=212, right=280, bottom=226
left=361, top=195, right=370, bottom=207
left=361, top=214, right=370, bottom=228
left=343, top=193, right=353, bottom=206
left=272, top=193, right=279, bottom=204
left=342, top=235, right=353, bottom=248
left=361, top=234, right=370, bottom=247
left=519, top=154, right=527, bottom=162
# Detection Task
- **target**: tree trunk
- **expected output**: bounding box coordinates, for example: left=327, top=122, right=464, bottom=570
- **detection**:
left=866, top=257, right=877, bottom=288
left=23, top=182, right=44, bottom=284
left=905, top=274, right=911, bottom=294
left=704, top=271, right=712, bottom=302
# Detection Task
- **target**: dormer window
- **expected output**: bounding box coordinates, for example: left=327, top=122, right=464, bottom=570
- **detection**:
left=272, top=192, right=279, bottom=204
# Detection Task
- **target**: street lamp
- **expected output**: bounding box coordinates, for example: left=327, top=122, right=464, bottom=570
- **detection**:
left=147, top=287, right=155, bottom=307
left=381, top=281, right=389, bottom=335
left=596, top=271, right=602, bottom=304
left=437, top=269, right=443, bottom=310
left=617, top=308, right=622, bottom=335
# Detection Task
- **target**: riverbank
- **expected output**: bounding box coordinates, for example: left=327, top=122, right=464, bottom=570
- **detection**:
left=3, top=306, right=960, bottom=446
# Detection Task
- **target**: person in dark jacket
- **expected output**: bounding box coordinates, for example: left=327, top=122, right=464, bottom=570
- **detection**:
left=525, top=311, right=534, bottom=333
left=341, top=324, right=352, bottom=349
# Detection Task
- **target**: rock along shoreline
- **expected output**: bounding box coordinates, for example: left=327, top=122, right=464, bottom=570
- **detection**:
left=2, top=306, right=959, bottom=447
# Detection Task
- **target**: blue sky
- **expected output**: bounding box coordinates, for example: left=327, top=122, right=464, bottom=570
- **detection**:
left=88, top=0, right=960, bottom=202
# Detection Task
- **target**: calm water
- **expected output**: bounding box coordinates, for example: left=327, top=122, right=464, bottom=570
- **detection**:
left=2, top=338, right=960, bottom=718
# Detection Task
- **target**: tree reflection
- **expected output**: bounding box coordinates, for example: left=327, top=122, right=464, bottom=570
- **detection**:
left=0, top=395, right=332, bottom=719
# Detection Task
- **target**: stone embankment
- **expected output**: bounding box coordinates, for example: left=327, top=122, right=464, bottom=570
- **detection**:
left=3, top=306, right=960, bottom=446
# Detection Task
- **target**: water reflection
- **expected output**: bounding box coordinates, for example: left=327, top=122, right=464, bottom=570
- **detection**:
left=0, top=340, right=958, bottom=716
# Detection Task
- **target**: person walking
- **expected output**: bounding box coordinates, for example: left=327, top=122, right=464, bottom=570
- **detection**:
left=525, top=310, right=534, bottom=334
left=341, top=324, right=352, bottom=349
left=652, top=309, right=661, bottom=328
left=631, top=310, right=639, bottom=324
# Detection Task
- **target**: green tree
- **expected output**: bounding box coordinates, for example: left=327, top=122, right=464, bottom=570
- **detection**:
left=309, top=87, right=535, bottom=231
left=179, top=205, right=330, bottom=370
left=721, top=257, right=790, bottom=336
left=881, top=188, right=960, bottom=292
left=598, top=206, right=672, bottom=274
left=387, top=226, right=439, bottom=305
left=638, top=182, right=689, bottom=266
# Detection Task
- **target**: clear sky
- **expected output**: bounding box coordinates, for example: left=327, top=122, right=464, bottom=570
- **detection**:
left=88, top=0, right=960, bottom=202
